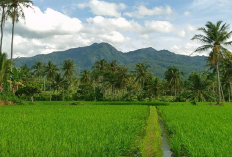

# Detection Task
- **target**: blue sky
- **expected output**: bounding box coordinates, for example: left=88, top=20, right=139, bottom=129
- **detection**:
left=2, top=0, right=232, bottom=58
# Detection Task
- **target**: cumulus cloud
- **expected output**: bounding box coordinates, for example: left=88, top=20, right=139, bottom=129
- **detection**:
left=144, top=21, right=186, bottom=37
left=86, top=16, right=143, bottom=32
left=2, top=3, right=197, bottom=59
left=125, top=5, right=173, bottom=18
left=78, top=0, right=126, bottom=17
left=145, top=21, right=174, bottom=33
left=170, top=43, right=204, bottom=55
left=100, top=31, right=131, bottom=43
left=2, top=6, right=132, bottom=58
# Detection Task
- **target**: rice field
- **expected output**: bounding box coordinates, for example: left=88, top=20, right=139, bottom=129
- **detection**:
left=0, top=104, right=149, bottom=156
left=158, top=104, right=232, bottom=156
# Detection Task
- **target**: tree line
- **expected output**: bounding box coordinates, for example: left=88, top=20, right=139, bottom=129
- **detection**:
left=0, top=0, right=231, bottom=105
left=0, top=54, right=231, bottom=103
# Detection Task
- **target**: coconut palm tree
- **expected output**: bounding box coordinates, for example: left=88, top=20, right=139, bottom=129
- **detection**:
left=187, top=72, right=213, bottom=102
left=116, top=65, right=129, bottom=98
left=147, top=77, right=160, bottom=100
left=0, top=53, right=11, bottom=92
left=0, top=0, right=9, bottom=54
left=192, top=21, right=232, bottom=104
left=164, top=66, right=183, bottom=98
left=133, top=63, right=152, bottom=94
left=44, top=61, right=58, bottom=101
left=32, top=61, right=43, bottom=82
left=62, top=59, right=76, bottom=100
left=52, top=73, right=65, bottom=101
left=80, top=70, right=91, bottom=84
left=7, top=0, right=33, bottom=71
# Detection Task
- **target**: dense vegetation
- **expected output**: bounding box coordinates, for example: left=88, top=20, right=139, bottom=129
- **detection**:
left=13, top=43, right=206, bottom=78
left=158, top=103, right=232, bottom=156
left=1, top=2, right=232, bottom=156
left=0, top=104, right=149, bottom=156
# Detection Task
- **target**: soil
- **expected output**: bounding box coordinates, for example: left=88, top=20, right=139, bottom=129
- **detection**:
left=0, top=100, right=16, bottom=106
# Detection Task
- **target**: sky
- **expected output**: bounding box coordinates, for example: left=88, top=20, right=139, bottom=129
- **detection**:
left=2, top=0, right=232, bottom=58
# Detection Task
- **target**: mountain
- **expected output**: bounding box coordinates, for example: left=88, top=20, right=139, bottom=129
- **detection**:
left=14, top=42, right=207, bottom=78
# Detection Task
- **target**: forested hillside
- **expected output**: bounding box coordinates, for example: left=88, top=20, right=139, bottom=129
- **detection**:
left=14, top=43, right=206, bottom=77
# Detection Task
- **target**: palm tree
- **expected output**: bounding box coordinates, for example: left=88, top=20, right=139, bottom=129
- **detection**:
left=147, top=77, right=160, bottom=100
left=109, top=60, right=117, bottom=73
left=187, top=72, right=213, bottom=102
left=32, top=61, right=43, bottom=82
left=80, top=70, right=91, bottom=84
left=221, top=59, right=232, bottom=102
left=116, top=66, right=129, bottom=98
left=133, top=63, right=152, bottom=95
left=7, top=0, right=33, bottom=71
left=192, top=21, right=232, bottom=104
left=164, top=66, right=183, bottom=98
left=62, top=59, right=76, bottom=100
left=92, top=59, right=107, bottom=72
left=0, top=0, right=9, bottom=54
left=44, top=61, right=58, bottom=101
left=0, top=53, right=11, bottom=92
left=103, top=71, right=118, bottom=100
left=53, top=73, right=65, bottom=101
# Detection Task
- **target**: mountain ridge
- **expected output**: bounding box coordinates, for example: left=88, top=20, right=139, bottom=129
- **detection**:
left=14, top=42, right=207, bottom=78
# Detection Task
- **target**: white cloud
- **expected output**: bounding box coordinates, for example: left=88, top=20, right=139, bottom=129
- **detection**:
left=17, top=6, right=83, bottom=37
left=145, top=21, right=174, bottom=33
left=125, top=5, right=173, bottom=18
left=86, top=16, right=143, bottom=32
left=78, top=0, right=126, bottom=17
left=139, top=34, right=150, bottom=40
left=100, top=31, right=131, bottom=43
left=175, top=30, right=186, bottom=37
left=2, top=6, right=132, bottom=58
left=170, top=43, right=205, bottom=55
left=184, top=11, right=190, bottom=16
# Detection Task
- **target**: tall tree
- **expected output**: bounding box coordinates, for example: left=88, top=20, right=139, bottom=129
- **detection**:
left=0, top=0, right=9, bottom=53
left=0, top=53, right=11, bottom=92
left=147, top=77, right=160, bottom=100
left=164, top=66, right=183, bottom=98
left=32, top=61, right=43, bottom=82
left=62, top=59, right=75, bottom=100
left=192, top=21, right=232, bottom=104
left=44, top=61, right=58, bottom=101
left=7, top=0, right=33, bottom=71
left=116, top=66, right=129, bottom=98
left=187, top=72, right=213, bottom=102
left=133, top=63, right=152, bottom=96
left=52, top=73, right=65, bottom=101
left=80, top=70, right=91, bottom=84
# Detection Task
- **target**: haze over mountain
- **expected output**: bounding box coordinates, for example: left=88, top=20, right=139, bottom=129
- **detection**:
left=14, top=43, right=207, bottom=78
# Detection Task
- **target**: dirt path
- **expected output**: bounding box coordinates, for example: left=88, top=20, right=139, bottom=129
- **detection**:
left=141, top=106, right=162, bottom=157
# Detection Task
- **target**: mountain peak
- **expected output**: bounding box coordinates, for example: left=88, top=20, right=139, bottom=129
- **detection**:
left=14, top=42, right=206, bottom=78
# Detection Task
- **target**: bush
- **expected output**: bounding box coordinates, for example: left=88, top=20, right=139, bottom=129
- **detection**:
left=0, top=92, right=22, bottom=104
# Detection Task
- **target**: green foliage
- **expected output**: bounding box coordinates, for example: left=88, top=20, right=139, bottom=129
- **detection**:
left=0, top=104, right=149, bottom=156
left=0, top=92, right=22, bottom=104
left=159, top=104, right=232, bottom=156
left=15, top=81, right=42, bottom=102
left=14, top=43, right=206, bottom=78
left=140, top=106, right=162, bottom=157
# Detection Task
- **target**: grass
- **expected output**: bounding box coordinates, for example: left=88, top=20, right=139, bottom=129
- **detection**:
left=78, top=101, right=170, bottom=106
left=0, top=104, right=149, bottom=156
left=158, top=103, right=232, bottom=156
left=140, top=106, right=162, bottom=157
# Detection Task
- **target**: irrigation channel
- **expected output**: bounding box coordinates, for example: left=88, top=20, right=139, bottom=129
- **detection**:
left=141, top=106, right=173, bottom=157
left=159, top=120, right=173, bottom=157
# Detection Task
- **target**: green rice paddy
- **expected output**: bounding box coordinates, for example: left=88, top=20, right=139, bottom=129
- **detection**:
left=158, top=103, right=232, bottom=156
left=0, top=104, right=149, bottom=156
left=1, top=101, right=232, bottom=157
